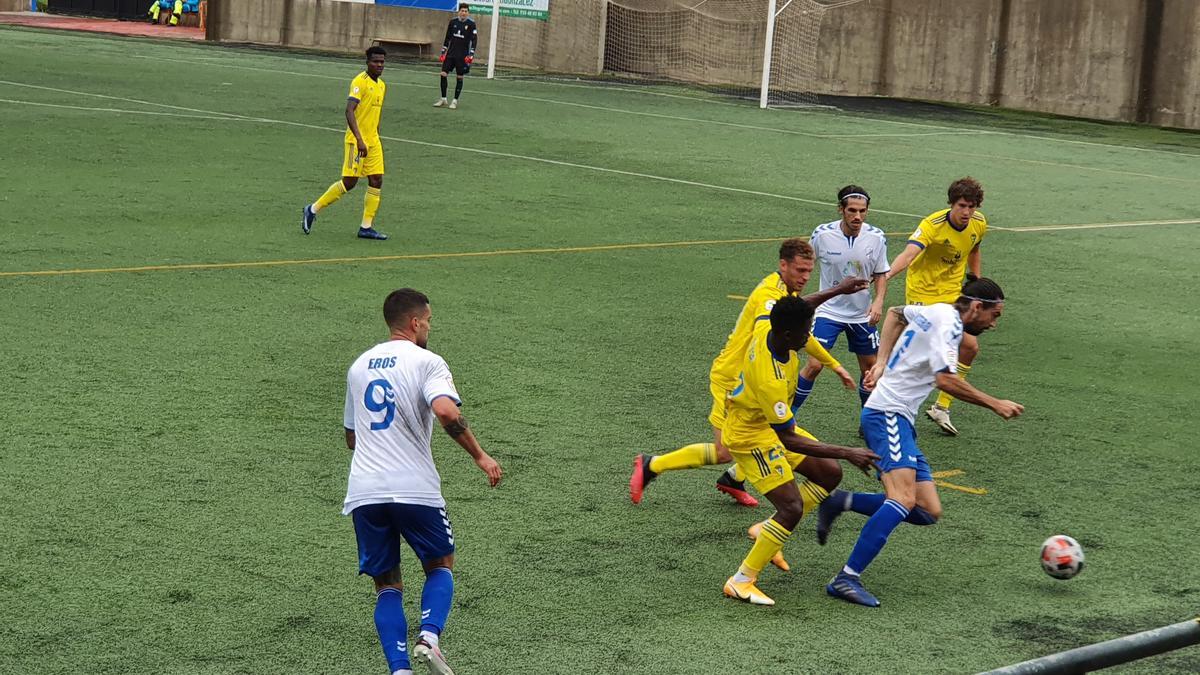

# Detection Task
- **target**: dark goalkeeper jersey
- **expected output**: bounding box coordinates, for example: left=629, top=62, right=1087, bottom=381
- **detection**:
left=443, top=18, right=478, bottom=58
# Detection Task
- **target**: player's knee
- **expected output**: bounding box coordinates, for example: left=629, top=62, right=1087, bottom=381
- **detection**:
left=368, top=175, right=383, bottom=189
left=372, top=565, right=403, bottom=592
left=775, top=499, right=804, bottom=529
left=960, top=336, right=980, bottom=363
left=440, top=71, right=448, bottom=78
left=715, top=446, right=732, bottom=464
left=456, top=76, right=464, bottom=81
left=422, top=555, right=454, bottom=574
left=342, top=176, right=358, bottom=190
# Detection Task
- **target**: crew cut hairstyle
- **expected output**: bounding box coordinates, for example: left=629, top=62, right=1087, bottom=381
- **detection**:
left=383, top=288, right=429, bottom=328
left=769, top=294, right=815, bottom=334
left=459, top=2, right=470, bottom=9
left=957, top=276, right=1005, bottom=309
left=838, top=185, right=870, bottom=206
left=779, top=237, right=814, bottom=261
left=947, top=177, right=984, bottom=207
left=366, top=45, right=387, bottom=59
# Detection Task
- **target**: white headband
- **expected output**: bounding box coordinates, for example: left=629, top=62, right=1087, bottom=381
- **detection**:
left=841, top=192, right=870, bottom=203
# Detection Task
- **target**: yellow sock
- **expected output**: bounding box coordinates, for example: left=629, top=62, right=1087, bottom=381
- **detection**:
left=361, top=186, right=381, bottom=227
left=313, top=181, right=347, bottom=212
left=738, top=518, right=791, bottom=578
left=798, top=480, right=830, bottom=517
left=648, top=443, right=715, bottom=474
left=935, top=362, right=972, bottom=409
left=731, top=464, right=746, bottom=482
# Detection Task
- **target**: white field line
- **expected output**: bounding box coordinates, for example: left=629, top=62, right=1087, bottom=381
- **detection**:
left=0, top=82, right=927, bottom=218
left=120, top=54, right=985, bottom=140
left=991, top=219, right=1200, bottom=233
left=117, top=54, right=1200, bottom=182
left=12, top=28, right=1200, bottom=160
left=5, top=91, right=1196, bottom=240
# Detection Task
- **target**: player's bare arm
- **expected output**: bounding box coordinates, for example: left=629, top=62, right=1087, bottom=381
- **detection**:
left=775, top=426, right=879, bottom=472
left=432, top=396, right=503, bottom=486
left=345, top=99, right=367, bottom=156
left=802, top=276, right=869, bottom=308
left=868, top=272, right=888, bottom=325
left=345, top=428, right=356, bottom=450
left=968, top=243, right=982, bottom=278
left=864, top=306, right=908, bottom=389
left=885, top=243, right=924, bottom=281
left=934, top=372, right=1023, bottom=419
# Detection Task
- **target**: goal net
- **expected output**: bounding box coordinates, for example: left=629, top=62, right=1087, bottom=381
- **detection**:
left=600, top=0, right=867, bottom=107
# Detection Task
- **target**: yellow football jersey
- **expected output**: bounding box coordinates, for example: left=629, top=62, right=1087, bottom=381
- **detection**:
left=905, top=208, right=987, bottom=304
left=709, top=273, right=841, bottom=393
left=723, top=321, right=802, bottom=452
left=346, top=72, right=386, bottom=144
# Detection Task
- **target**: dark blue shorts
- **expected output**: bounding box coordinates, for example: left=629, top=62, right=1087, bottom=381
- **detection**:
left=351, top=502, right=455, bottom=576
left=861, top=408, right=932, bottom=482
left=812, top=317, right=879, bottom=356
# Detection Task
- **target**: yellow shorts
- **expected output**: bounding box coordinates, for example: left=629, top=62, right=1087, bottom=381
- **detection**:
left=707, top=381, right=731, bottom=429
left=342, top=139, right=384, bottom=177
left=906, top=292, right=957, bottom=306
left=729, top=427, right=816, bottom=495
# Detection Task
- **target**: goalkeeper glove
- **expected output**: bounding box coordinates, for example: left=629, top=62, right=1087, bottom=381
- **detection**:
left=439, top=47, right=447, bottom=63
left=464, top=55, right=473, bottom=65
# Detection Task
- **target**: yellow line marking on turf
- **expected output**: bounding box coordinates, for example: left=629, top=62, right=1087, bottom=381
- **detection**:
left=932, top=469, right=987, bottom=495
left=727, top=294, right=749, bottom=301
left=991, top=218, right=1200, bottom=233
left=4, top=219, right=1199, bottom=279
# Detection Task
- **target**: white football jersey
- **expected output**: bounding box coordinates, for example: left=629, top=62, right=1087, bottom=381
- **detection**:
left=865, top=304, right=962, bottom=422
left=342, top=339, right=461, bottom=513
left=811, top=220, right=890, bottom=323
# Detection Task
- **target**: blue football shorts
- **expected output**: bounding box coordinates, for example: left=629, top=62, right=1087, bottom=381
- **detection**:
left=812, top=316, right=880, bottom=356
left=861, top=408, right=932, bottom=482
left=351, top=502, right=455, bottom=576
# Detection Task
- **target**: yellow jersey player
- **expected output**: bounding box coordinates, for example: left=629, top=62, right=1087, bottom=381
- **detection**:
left=629, top=239, right=867, bottom=508
left=885, top=177, right=988, bottom=435
left=721, top=296, right=879, bottom=606
left=302, top=46, right=390, bottom=241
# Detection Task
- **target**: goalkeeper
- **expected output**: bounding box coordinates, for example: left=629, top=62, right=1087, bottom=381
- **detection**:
left=435, top=3, right=478, bottom=110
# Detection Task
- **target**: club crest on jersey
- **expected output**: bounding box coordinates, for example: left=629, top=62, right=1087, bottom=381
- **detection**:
left=764, top=300, right=777, bottom=312
left=774, top=401, right=788, bottom=418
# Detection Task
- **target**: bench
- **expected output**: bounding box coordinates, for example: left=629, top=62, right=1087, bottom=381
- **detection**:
left=373, top=39, right=435, bottom=59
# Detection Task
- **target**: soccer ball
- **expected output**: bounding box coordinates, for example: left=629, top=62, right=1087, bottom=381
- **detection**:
left=1040, top=535, right=1085, bottom=579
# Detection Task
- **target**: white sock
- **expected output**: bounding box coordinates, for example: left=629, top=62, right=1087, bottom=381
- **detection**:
left=732, top=571, right=753, bottom=584
left=393, top=670, right=413, bottom=675
left=842, top=565, right=860, bottom=576
left=419, top=630, right=439, bottom=648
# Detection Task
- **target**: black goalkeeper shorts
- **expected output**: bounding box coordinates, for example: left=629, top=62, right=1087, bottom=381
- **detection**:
left=441, top=56, right=470, bottom=76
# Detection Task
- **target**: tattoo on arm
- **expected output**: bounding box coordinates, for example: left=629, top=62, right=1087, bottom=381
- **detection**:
left=443, top=415, right=469, bottom=438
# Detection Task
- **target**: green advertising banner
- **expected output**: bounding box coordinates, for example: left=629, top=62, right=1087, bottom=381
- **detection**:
left=468, top=0, right=549, bottom=21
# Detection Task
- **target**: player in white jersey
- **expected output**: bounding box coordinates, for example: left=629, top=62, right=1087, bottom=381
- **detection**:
left=792, top=186, right=890, bottom=418
left=343, top=288, right=502, bottom=675
left=816, top=278, right=1022, bottom=607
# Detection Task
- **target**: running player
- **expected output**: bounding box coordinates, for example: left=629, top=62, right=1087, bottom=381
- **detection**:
left=434, top=4, right=477, bottom=110
left=792, top=185, right=889, bottom=417
left=821, top=277, right=1022, bottom=607
left=721, top=296, right=879, bottom=606
left=629, top=238, right=866, bottom=508
left=343, top=288, right=503, bottom=674
left=302, top=46, right=390, bottom=240
left=885, top=177, right=988, bottom=434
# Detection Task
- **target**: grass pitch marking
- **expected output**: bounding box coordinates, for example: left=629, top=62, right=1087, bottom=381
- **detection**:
left=932, top=470, right=988, bottom=496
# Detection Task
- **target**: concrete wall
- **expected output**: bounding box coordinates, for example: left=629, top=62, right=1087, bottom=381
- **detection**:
left=208, top=0, right=1200, bottom=129
left=1, top=0, right=30, bottom=11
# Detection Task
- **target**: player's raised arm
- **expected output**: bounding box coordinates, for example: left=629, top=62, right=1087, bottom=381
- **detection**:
left=802, top=275, right=868, bottom=309
left=885, top=242, right=923, bottom=281
left=432, top=396, right=502, bottom=486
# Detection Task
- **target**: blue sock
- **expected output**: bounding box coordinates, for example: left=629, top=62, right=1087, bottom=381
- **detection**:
left=858, top=374, right=871, bottom=406
left=793, top=375, right=815, bottom=411
left=849, top=492, right=887, bottom=516
left=374, top=588, right=409, bottom=672
left=847, top=493, right=937, bottom=525
left=419, top=567, right=454, bottom=637
left=844, top=499, right=908, bottom=575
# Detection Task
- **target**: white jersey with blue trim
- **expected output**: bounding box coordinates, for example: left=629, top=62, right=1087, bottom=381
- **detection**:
left=810, top=220, right=890, bottom=323
left=343, top=339, right=461, bottom=513
left=865, top=304, right=962, bottom=423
